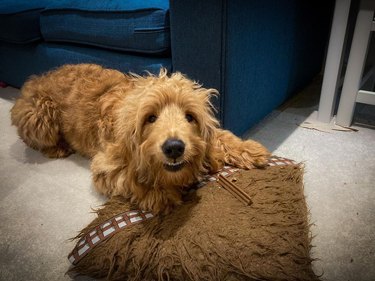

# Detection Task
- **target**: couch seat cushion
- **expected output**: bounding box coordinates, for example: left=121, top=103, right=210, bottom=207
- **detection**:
left=0, top=0, right=52, bottom=43
left=40, top=0, right=170, bottom=55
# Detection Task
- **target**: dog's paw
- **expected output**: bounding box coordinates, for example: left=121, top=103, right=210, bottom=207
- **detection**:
left=226, top=140, right=270, bottom=169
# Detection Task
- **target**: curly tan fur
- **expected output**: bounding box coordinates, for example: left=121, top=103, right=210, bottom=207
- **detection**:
left=11, top=64, right=270, bottom=214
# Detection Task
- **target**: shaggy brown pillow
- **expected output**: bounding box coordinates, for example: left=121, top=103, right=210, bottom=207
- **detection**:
left=68, top=162, right=319, bottom=281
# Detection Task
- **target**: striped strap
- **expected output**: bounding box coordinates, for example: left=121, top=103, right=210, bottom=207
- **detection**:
left=68, top=210, right=153, bottom=265
left=268, top=156, right=296, bottom=166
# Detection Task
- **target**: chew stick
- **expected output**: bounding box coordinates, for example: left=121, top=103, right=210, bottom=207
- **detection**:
left=218, top=175, right=252, bottom=206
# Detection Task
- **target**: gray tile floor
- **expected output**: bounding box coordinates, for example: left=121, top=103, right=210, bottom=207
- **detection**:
left=0, top=78, right=374, bottom=281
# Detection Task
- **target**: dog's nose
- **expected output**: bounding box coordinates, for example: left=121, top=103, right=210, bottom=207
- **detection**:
left=162, top=138, right=185, bottom=159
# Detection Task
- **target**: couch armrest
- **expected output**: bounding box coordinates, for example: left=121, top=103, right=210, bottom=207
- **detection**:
left=169, top=0, right=225, bottom=117
left=170, top=0, right=333, bottom=135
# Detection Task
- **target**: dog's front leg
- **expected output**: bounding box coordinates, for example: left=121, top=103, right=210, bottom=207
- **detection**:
left=214, top=129, right=270, bottom=169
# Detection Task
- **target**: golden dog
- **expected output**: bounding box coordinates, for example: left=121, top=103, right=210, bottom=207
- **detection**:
left=11, top=64, right=270, bottom=214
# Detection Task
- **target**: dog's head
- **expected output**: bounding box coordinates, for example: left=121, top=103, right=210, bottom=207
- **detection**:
left=115, top=69, right=223, bottom=189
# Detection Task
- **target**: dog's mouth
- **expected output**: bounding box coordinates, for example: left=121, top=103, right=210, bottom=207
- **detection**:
left=163, top=160, right=185, bottom=172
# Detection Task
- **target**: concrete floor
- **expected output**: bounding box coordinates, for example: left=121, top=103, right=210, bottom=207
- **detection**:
left=0, top=79, right=374, bottom=281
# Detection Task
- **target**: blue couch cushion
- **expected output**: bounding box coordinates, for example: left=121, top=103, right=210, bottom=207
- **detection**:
left=0, top=42, right=172, bottom=88
left=40, top=0, right=170, bottom=55
left=0, top=0, right=51, bottom=43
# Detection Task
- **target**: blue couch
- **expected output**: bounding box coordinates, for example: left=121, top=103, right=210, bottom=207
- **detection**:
left=0, top=0, right=333, bottom=135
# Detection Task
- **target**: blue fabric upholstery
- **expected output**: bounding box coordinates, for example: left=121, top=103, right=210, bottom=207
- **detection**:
left=0, top=11, right=41, bottom=43
left=41, top=1, right=169, bottom=12
left=0, top=0, right=171, bottom=87
left=0, top=42, right=171, bottom=88
left=40, top=0, right=170, bottom=54
left=169, top=0, right=224, bottom=112
left=170, top=0, right=333, bottom=135
left=0, top=0, right=51, bottom=43
left=222, top=0, right=332, bottom=134
left=0, top=0, right=50, bottom=13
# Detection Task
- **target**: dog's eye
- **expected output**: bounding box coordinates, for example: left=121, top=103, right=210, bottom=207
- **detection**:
left=147, top=115, right=157, bottom=123
left=185, top=114, right=194, bottom=123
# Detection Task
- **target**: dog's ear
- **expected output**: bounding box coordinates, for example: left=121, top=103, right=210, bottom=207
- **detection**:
left=193, top=87, right=225, bottom=173
left=194, top=88, right=219, bottom=142
left=115, top=128, right=137, bottom=160
left=132, top=114, right=144, bottom=149
left=202, top=115, right=225, bottom=173
left=205, top=139, right=225, bottom=173
left=113, top=104, right=139, bottom=159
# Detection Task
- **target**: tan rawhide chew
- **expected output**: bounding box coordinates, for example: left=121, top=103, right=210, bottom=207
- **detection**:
left=68, top=159, right=319, bottom=281
left=218, top=174, right=252, bottom=206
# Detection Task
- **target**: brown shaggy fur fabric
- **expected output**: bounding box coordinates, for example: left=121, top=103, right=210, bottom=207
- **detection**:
left=10, top=64, right=270, bottom=214
left=69, top=164, right=319, bottom=281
